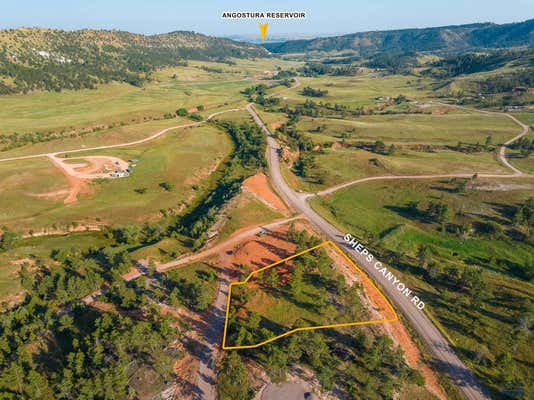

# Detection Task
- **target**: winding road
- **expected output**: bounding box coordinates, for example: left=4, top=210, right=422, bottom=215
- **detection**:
left=2, top=75, right=531, bottom=399
left=246, top=102, right=498, bottom=400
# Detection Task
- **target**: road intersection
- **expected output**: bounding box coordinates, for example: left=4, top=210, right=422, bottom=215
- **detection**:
left=3, top=79, right=531, bottom=399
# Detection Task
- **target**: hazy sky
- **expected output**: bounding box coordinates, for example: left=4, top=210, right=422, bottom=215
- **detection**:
left=2, top=0, right=533, bottom=37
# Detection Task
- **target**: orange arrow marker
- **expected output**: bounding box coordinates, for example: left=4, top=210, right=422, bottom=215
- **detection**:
left=259, top=22, right=268, bottom=41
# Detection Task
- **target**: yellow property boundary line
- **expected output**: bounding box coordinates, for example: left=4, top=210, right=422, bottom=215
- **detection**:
left=222, top=240, right=398, bottom=350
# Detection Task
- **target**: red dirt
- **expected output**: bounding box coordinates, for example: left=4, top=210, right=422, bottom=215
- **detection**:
left=89, top=300, right=116, bottom=313
left=331, top=142, right=343, bottom=150
left=384, top=321, right=447, bottom=400
left=326, top=245, right=445, bottom=398
left=61, top=173, right=88, bottom=204
left=122, top=266, right=143, bottom=282
left=216, top=225, right=298, bottom=277
left=173, top=353, right=199, bottom=400
left=431, top=107, right=450, bottom=115
left=74, top=158, right=109, bottom=174
left=328, top=246, right=396, bottom=321
left=167, top=220, right=445, bottom=399
left=242, top=173, right=289, bottom=213
left=270, top=121, right=282, bottom=130
left=47, top=156, right=90, bottom=203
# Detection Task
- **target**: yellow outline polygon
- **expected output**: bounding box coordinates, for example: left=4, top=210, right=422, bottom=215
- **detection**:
left=222, top=240, right=398, bottom=350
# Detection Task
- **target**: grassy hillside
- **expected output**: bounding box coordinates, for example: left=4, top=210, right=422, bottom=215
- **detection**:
left=310, top=178, right=534, bottom=398
left=264, top=19, right=534, bottom=55
left=0, top=28, right=268, bottom=93
left=0, top=124, right=232, bottom=231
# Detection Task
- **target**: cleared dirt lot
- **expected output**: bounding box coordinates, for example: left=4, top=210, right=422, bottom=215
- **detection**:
left=48, top=155, right=129, bottom=203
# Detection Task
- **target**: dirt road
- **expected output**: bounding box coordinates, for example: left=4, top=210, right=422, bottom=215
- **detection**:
left=157, top=216, right=301, bottom=272
left=0, top=108, right=243, bottom=164
left=194, top=268, right=230, bottom=400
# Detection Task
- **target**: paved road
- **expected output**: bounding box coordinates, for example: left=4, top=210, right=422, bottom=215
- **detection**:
left=246, top=102, right=492, bottom=400
left=8, top=74, right=526, bottom=399
left=261, top=383, right=318, bottom=400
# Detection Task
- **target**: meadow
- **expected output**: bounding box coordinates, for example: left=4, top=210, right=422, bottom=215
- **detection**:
left=0, top=117, right=191, bottom=158
left=0, top=124, right=232, bottom=231
left=290, top=147, right=510, bottom=192
left=218, top=191, right=283, bottom=240
left=514, top=112, right=534, bottom=126
left=0, top=58, right=299, bottom=135
left=297, top=112, right=519, bottom=146
left=509, top=155, right=534, bottom=174
left=262, top=72, right=524, bottom=192
left=280, top=74, right=436, bottom=108
left=310, top=178, right=534, bottom=396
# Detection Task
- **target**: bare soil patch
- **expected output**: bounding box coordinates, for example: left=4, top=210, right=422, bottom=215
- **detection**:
left=216, top=225, right=298, bottom=277
left=243, top=173, right=289, bottom=213
left=47, top=155, right=128, bottom=203
left=270, top=121, right=282, bottom=130
left=384, top=321, right=447, bottom=400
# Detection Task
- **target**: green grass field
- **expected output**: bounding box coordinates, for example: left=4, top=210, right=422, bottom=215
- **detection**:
left=261, top=72, right=522, bottom=192
left=508, top=132, right=534, bottom=174
left=514, top=112, right=534, bottom=126
left=310, top=178, right=534, bottom=396
left=218, top=192, right=283, bottom=240
left=288, top=147, right=510, bottom=192
left=0, top=124, right=232, bottom=231
left=211, top=109, right=253, bottom=124
left=0, top=58, right=299, bottom=135
left=509, top=155, right=534, bottom=174
left=297, top=112, right=519, bottom=146
left=280, top=74, right=436, bottom=108
left=0, top=117, right=191, bottom=158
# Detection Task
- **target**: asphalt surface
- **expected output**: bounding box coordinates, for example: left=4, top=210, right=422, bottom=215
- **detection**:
left=261, top=383, right=318, bottom=400
left=4, top=76, right=526, bottom=399
left=246, top=102, right=492, bottom=400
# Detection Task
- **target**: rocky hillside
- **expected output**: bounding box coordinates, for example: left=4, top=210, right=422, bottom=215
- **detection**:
left=0, top=28, right=268, bottom=93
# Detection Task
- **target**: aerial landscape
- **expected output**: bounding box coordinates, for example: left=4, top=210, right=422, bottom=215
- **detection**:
left=0, top=1, right=533, bottom=399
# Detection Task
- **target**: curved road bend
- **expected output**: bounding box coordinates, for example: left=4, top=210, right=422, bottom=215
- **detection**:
left=500, top=113, right=530, bottom=175
left=246, top=103, right=491, bottom=400
left=431, top=101, right=531, bottom=176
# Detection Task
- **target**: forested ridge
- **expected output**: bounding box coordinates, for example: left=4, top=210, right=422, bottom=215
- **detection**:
left=0, top=28, right=267, bottom=94
left=264, top=19, right=534, bottom=54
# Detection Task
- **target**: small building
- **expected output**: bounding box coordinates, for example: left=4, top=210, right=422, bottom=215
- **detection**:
left=512, top=86, right=528, bottom=96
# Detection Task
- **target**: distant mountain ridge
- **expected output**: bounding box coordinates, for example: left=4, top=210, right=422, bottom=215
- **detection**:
left=263, top=19, right=534, bottom=54
left=0, top=28, right=268, bottom=93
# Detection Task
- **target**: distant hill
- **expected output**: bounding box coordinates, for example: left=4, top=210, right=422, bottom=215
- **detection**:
left=264, top=19, right=534, bottom=55
left=0, top=28, right=268, bottom=94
